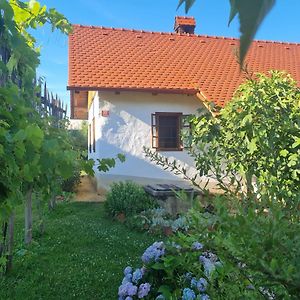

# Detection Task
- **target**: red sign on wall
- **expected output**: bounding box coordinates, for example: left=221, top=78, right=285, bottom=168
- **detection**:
left=101, top=110, right=109, bottom=117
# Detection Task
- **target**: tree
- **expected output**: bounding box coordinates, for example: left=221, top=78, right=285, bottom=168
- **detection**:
left=0, top=0, right=72, bottom=271
left=147, top=71, right=300, bottom=205
left=145, top=71, right=300, bottom=298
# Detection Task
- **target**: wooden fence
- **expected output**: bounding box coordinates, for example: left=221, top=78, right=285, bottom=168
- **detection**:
left=37, top=82, right=67, bottom=120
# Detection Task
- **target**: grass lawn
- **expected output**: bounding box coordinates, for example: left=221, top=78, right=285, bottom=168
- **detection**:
left=0, top=201, right=156, bottom=299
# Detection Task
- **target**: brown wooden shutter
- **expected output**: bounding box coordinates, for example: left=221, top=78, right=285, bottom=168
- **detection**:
left=88, top=123, right=92, bottom=153
left=151, top=113, right=158, bottom=149
left=92, top=117, right=96, bottom=152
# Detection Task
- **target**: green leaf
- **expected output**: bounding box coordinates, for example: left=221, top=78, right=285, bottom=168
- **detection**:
left=43, top=138, right=59, bottom=154
left=230, top=0, right=275, bottom=64
left=23, top=164, right=33, bottom=182
left=13, top=129, right=27, bottom=142
left=177, top=0, right=196, bottom=13
left=247, top=138, right=257, bottom=154
left=228, top=0, right=238, bottom=25
left=28, top=0, right=41, bottom=16
left=287, top=153, right=297, bottom=167
left=151, top=262, right=165, bottom=270
left=6, top=54, right=19, bottom=74
left=270, top=258, right=278, bottom=272
left=59, top=162, right=73, bottom=179
left=158, top=285, right=173, bottom=299
left=292, top=137, right=300, bottom=148
left=117, top=153, right=126, bottom=163
left=0, top=144, right=4, bottom=156
left=279, top=149, right=289, bottom=157
left=14, top=142, right=26, bottom=159
left=25, top=124, right=44, bottom=148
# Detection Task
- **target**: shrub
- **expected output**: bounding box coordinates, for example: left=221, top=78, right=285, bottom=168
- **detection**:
left=187, top=196, right=300, bottom=299
left=127, top=208, right=190, bottom=235
left=117, top=239, right=218, bottom=299
left=61, top=169, right=81, bottom=192
left=142, top=71, right=300, bottom=298
left=118, top=226, right=296, bottom=299
left=104, top=181, right=157, bottom=217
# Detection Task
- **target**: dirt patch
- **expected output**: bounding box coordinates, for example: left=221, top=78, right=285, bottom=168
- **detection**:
left=74, top=175, right=106, bottom=202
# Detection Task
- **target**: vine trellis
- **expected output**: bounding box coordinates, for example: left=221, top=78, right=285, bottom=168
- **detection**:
left=0, top=24, right=66, bottom=121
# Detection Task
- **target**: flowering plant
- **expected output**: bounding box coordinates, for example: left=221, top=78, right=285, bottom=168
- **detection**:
left=117, top=238, right=217, bottom=299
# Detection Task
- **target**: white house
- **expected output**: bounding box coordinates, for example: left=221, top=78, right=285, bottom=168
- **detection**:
left=68, top=17, right=300, bottom=191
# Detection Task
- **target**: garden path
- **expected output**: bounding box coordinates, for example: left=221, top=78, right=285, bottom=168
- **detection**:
left=74, top=175, right=106, bottom=202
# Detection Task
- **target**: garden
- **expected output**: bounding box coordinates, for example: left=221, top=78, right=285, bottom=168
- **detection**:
left=101, top=71, right=300, bottom=300
left=0, top=201, right=156, bottom=299
left=0, top=1, right=299, bottom=300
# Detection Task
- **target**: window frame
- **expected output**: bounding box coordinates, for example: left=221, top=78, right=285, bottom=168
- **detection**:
left=151, top=112, right=187, bottom=152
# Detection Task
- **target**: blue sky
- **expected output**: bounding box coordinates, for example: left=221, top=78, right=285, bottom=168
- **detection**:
left=34, top=0, right=300, bottom=114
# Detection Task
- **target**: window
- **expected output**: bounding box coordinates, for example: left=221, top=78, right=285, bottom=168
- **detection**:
left=88, top=123, right=92, bottom=153
left=151, top=112, right=190, bottom=151
left=92, top=117, right=96, bottom=153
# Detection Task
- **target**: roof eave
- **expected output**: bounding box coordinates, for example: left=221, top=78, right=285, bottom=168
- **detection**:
left=67, top=86, right=198, bottom=95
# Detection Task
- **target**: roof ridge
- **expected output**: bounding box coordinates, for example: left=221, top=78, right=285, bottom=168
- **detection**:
left=72, top=24, right=300, bottom=45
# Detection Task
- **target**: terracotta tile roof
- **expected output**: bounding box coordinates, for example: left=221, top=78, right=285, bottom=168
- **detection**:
left=68, top=25, right=300, bottom=107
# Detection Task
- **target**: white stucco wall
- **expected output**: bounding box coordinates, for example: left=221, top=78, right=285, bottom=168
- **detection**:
left=88, top=91, right=205, bottom=190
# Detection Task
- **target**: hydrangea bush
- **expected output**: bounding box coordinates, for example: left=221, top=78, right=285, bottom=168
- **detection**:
left=118, top=238, right=217, bottom=299
left=117, top=227, right=283, bottom=299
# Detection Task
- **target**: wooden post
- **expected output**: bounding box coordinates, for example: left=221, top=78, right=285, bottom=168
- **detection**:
left=43, top=82, right=47, bottom=98
left=51, top=92, right=54, bottom=116
left=36, top=192, right=45, bottom=235
left=0, top=222, right=8, bottom=258
left=47, top=91, right=50, bottom=115
left=48, top=193, right=56, bottom=211
left=6, top=213, right=14, bottom=273
left=24, top=188, right=33, bottom=245
left=190, top=190, right=194, bottom=208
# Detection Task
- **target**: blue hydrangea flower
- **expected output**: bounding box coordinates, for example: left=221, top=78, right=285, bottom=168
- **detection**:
left=138, top=282, right=151, bottom=298
left=199, top=255, right=215, bottom=277
left=118, top=283, right=128, bottom=297
left=196, top=278, right=208, bottom=292
left=182, top=288, right=196, bottom=300
left=200, top=294, right=210, bottom=300
left=118, top=282, right=137, bottom=297
left=142, top=242, right=165, bottom=264
left=192, top=242, right=203, bottom=250
left=124, top=266, right=133, bottom=276
left=122, top=273, right=133, bottom=284
left=132, top=268, right=143, bottom=283
left=127, top=283, right=138, bottom=296
left=125, top=297, right=133, bottom=300
left=190, top=277, right=198, bottom=289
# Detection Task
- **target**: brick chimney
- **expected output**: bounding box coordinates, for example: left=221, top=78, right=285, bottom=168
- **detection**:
left=174, top=16, right=196, bottom=34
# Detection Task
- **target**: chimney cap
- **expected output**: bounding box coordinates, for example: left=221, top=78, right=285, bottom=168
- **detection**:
left=174, top=16, right=196, bottom=34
